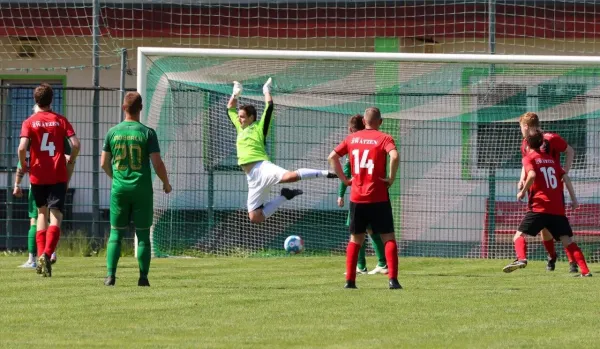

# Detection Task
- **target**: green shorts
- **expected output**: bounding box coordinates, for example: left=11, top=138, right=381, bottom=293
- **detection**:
left=110, top=189, right=153, bottom=230
left=28, top=187, right=38, bottom=219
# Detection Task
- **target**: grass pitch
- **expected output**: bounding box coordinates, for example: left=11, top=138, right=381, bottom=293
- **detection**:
left=0, top=256, right=598, bottom=349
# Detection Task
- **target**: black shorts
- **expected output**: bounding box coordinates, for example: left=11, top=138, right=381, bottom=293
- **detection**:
left=30, top=182, right=67, bottom=212
left=349, top=201, right=394, bottom=235
left=518, top=211, right=573, bottom=241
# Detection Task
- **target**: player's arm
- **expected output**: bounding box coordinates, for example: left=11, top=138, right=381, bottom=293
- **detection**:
left=337, top=160, right=351, bottom=207
left=517, top=158, right=535, bottom=201
left=66, top=135, right=80, bottom=183
left=100, top=151, right=113, bottom=179
left=18, top=137, right=29, bottom=174
left=562, top=173, right=578, bottom=210
left=227, top=81, right=243, bottom=132
left=148, top=128, right=172, bottom=193
left=381, top=136, right=399, bottom=188
left=328, top=150, right=350, bottom=186
left=13, top=160, right=24, bottom=198
left=563, top=145, right=575, bottom=174
left=518, top=166, right=526, bottom=190
left=258, top=79, right=274, bottom=137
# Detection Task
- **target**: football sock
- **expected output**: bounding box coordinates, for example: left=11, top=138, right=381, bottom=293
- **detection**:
left=370, top=233, right=387, bottom=267
left=566, top=243, right=590, bottom=275
left=136, top=228, right=151, bottom=279
left=564, top=246, right=575, bottom=264
left=384, top=240, right=399, bottom=279
left=542, top=239, right=557, bottom=260
left=106, top=229, right=123, bottom=277
left=296, top=168, right=328, bottom=179
left=263, top=195, right=287, bottom=219
left=44, top=225, right=61, bottom=256
left=357, top=242, right=367, bottom=270
left=345, top=241, right=361, bottom=281
left=28, top=224, right=37, bottom=256
left=514, top=235, right=527, bottom=261
left=35, top=229, right=47, bottom=257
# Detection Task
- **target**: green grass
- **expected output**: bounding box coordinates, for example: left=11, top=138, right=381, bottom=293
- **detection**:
left=0, top=256, right=598, bottom=349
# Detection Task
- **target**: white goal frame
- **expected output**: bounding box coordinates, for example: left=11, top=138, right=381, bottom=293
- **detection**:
left=135, top=47, right=600, bottom=257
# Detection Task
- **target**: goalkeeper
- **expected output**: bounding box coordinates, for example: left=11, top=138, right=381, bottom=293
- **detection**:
left=227, top=78, right=337, bottom=223
left=101, top=92, right=172, bottom=287
left=338, top=114, right=388, bottom=275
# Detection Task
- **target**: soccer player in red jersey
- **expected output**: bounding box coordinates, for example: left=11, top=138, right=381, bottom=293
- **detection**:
left=18, top=83, right=80, bottom=277
left=518, top=112, right=578, bottom=273
left=329, top=107, right=402, bottom=289
left=503, top=131, right=591, bottom=277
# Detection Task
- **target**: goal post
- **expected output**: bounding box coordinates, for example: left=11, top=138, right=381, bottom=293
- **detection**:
left=137, top=47, right=600, bottom=260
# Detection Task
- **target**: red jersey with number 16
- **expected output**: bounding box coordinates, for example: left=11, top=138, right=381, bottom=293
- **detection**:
left=522, top=150, right=566, bottom=216
left=20, top=111, right=75, bottom=185
left=334, top=129, right=396, bottom=203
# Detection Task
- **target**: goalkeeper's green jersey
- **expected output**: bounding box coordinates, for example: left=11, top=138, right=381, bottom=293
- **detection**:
left=227, top=101, right=274, bottom=166
left=102, top=120, right=160, bottom=192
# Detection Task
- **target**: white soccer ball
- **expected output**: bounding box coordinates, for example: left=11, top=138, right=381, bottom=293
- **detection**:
left=284, top=235, right=304, bottom=254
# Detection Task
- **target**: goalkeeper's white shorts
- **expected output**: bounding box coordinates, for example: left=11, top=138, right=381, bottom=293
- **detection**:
left=246, top=160, right=287, bottom=212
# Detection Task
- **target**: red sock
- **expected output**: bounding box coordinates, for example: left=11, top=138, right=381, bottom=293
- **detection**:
left=566, top=243, right=590, bottom=275
left=514, top=236, right=527, bottom=261
left=36, top=230, right=47, bottom=257
left=384, top=240, right=399, bottom=279
left=345, top=242, right=361, bottom=282
left=542, top=239, right=557, bottom=260
left=44, top=225, right=61, bottom=256
left=564, top=246, right=575, bottom=263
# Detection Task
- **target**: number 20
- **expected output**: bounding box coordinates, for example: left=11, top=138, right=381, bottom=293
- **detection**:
left=114, top=144, right=142, bottom=171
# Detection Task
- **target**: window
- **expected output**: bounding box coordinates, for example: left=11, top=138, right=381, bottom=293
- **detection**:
left=476, top=83, right=587, bottom=170
left=0, top=82, right=64, bottom=169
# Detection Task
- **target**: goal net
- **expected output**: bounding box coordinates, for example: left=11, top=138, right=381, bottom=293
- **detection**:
left=140, top=48, right=600, bottom=261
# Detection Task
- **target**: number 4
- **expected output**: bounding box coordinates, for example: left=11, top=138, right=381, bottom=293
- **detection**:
left=41, top=133, right=55, bottom=156
left=351, top=149, right=374, bottom=175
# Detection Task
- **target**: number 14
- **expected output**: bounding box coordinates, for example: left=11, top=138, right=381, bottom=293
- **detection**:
left=351, top=149, right=374, bottom=175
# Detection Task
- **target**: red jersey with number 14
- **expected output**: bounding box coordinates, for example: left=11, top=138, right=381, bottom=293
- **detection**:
left=522, top=150, right=566, bottom=216
left=20, top=111, right=75, bottom=185
left=334, top=129, right=396, bottom=203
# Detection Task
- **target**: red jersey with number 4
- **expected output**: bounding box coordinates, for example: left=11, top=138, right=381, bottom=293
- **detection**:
left=20, top=111, right=75, bottom=185
left=520, top=132, right=567, bottom=162
left=522, top=150, right=566, bottom=216
left=334, top=129, right=396, bottom=203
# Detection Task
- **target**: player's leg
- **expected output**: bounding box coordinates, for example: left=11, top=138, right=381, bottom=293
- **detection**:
left=503, top=212, right=545, bottom=273
left=548, top=216, right=591, bottom=277
left=105, top=191, right=130, bottom=286
left=30, top=184, right=50, bottom=275
left=345, top=202, right=366, bottom=289
left=367, top=228, right=388, bottom=275
left=20, top=188, right=38, bottom=268
left=540, top=228, right=558, bottom=271
left=133, top=193, right=154, bottom=286
left=38, top=183, right=67, bottom=277
left=357, top=238, right=368, bottom=274
left=369, top=201, right=401, bottom=289
left=247, top=162, right=301, bottom=223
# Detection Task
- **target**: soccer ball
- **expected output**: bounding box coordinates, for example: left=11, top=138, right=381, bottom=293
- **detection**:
left=284, top=235, right=304, bottom=254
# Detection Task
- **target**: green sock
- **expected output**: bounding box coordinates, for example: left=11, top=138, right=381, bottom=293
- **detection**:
left=357, top=242, right=367, bottom=270
left=106, top=229, right=123, bottom=277
left=28, top=224, right=37, bottom=256
left=136, top=229, right=151, bottom=279
left=370, top=233, right=387, bottom=268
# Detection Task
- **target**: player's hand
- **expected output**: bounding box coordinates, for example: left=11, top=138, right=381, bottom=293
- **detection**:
left=13, top=186, right=23, bottom=198
left=262, top=77, right=272, bottom=95
left=517, top=179, right=525, bottom=190
left=232, top=81, right=243, bottom=97
left=516, top=190, right=525, bottom=201
left=337, top=197, right=344, bottom=207
left=571, top=199, right=579, bottom=211
left=163, top=182, right=172, bottom=194
left=380, top=177, right=395, bottom=188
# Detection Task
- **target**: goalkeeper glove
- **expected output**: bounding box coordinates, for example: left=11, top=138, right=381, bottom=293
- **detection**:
left=263, top=77, right=272, bottom=95
left=232, top=81, right=243, bottom=97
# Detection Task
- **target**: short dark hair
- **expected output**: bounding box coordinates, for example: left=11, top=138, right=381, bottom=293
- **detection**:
left=526, top=130, right=544, bottom=150
left=240, top=105, right=257, bottom=121
left=348, top=114, right=365, bottom=133
left=34, top=83, right=53, bottom=108
left=123, top=92, right=143, bottom=114
left=364, top=107, right=381, bottom=124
